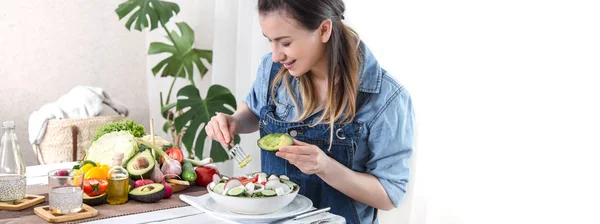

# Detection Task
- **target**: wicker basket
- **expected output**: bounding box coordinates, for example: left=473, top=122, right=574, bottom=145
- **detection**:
left=33, top=115, right=124, bottom=165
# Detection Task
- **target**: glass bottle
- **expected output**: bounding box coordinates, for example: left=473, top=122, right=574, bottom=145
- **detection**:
left=106, top=151, right=129, bottom=205
left=0, top=121, right=26, bottom=202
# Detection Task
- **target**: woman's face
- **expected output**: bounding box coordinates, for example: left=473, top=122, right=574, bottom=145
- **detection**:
left=259, top=12, right=331, bottom=77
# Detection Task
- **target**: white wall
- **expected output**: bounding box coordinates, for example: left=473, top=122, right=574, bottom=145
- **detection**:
left=346, top=0, right=600, bottom=223
left=0, top=1, right=148, bottom=166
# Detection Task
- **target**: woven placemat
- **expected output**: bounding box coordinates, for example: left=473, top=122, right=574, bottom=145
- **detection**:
left=0, top=184, right=207, bottom=224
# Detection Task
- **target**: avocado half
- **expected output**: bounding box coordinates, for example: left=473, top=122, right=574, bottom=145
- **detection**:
left=126, top=150, right=155, bottom=180
left=257, top=133, right=294, bottom=152
left=83, top=193, right=107, bottom=206
left=129, top=183, right=165, bottom=203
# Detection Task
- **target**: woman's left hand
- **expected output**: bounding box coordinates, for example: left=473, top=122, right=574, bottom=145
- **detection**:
left=276, top=139, right=331, bottom=175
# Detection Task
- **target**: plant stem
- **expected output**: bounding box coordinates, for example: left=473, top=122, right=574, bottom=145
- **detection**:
left=165, top=73, right=178, bottom=104
left=160, top=20, right=181, bottom=54
left=160, top=20, right=191, bottom=102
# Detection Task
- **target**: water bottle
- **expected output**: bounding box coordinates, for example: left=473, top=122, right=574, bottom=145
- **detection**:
left=0, top=121, right=26, bottom=201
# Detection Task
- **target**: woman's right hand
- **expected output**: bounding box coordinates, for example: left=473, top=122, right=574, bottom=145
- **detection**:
left=205, top=113, right=238, bottom=148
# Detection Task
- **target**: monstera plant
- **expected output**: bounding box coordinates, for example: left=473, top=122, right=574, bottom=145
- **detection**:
left=115, top=0, right=239, bottom=162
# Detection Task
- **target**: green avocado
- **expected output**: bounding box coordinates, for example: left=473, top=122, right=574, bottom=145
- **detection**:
left=257, top=133, right=294, bottom=151
left=83, top=193, right=107, bottom=206
left=129, top=183, right=165, bottom=203
left=126, top=150, right=155, bottom=180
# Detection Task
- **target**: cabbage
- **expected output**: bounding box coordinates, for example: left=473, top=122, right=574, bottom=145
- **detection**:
left=85, top=131, right=139, bottom=166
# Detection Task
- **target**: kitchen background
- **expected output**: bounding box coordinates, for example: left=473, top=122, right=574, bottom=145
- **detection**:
left=1, top=0, right=599, bottom=223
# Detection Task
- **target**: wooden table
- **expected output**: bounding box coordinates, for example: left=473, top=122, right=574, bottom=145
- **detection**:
left=26, top=162, right=344, bottom=224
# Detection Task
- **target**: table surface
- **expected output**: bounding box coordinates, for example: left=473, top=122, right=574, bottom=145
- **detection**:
left=25, top=162, right=343, bottom=224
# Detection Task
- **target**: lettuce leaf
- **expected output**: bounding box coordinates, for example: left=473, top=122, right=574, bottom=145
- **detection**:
left=93, top=120, right=145, bottom=141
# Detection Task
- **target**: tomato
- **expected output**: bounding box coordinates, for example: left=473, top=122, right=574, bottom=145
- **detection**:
left=161, top=147, right=184, bottom=164
left=239, top=177, right=257, bottom=186
left=83, top=178, right=108, bottom=196
left=194, top=166, right=219, bottom=187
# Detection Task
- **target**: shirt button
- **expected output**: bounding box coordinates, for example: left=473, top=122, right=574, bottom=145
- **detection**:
left=289, top=130, right=298, bottom=137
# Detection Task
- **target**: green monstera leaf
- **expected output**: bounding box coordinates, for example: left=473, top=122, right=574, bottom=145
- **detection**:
left=149, top=22, right=213, bottom=84
left=174, top=85, right=239, bottom=162
left=115, top=0, right=180, bottom=31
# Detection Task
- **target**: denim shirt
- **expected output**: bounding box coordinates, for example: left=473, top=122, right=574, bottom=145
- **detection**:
left=244, top=42, right=414, bottom=224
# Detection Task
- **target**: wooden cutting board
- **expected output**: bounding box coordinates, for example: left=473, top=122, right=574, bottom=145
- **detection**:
left=34, top=204, right=98, bottom=223
left=0, top=194, right=45, bottom=211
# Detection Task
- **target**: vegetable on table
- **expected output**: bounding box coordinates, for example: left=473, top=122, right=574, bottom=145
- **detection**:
left=134, top=179, right=154, bottom=188
left=93, top=120, right=146, bottom=141
left=183, top=158, right=212, bottom=167
left=161, top=147, right=184, bottom=164
left=86, top=131, right=139, bottom=166
left=83, top=179, right=108, bottom=197
left=182, top=161, right=197, bottom=183
left=84, top=165, right=109, bottom=180
left=136, top=139, right=182, bottom=176
left=195, top=166, right=219, bottom=187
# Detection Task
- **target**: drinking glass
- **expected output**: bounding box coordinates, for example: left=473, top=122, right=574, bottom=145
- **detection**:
left=47, top=169, right=84, bottom=214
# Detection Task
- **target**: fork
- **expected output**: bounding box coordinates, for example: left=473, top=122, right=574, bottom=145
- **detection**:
left=227, top=143, right=252, bottom=168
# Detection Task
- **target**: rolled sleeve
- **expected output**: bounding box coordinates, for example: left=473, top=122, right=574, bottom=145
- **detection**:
left=243, top=53, right=273, bottom=117
left=366, top=88, right=415, bottom=207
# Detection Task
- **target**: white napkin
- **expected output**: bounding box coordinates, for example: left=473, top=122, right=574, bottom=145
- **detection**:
left=28, top=85, right=129, bottom=145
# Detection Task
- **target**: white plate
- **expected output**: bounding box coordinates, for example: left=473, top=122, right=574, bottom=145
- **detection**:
left=180, top=194, right=313, bottom=223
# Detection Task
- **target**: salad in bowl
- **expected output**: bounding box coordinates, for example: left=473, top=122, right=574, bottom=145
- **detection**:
left=207, top=172, right=300, bottom=214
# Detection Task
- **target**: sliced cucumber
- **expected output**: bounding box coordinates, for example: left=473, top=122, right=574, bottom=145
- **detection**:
left=279, top=175, right=290, bottom=181
left=261, top=189, right=277, bottom=197
left=213, top=183, right=225, bottom=194
left=227, top=185, right=246, bottom=197
left=282, top=180, right=297, bottom=189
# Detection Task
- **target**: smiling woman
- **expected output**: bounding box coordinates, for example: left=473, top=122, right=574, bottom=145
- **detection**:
left=204, top=1, right=415, bottom=223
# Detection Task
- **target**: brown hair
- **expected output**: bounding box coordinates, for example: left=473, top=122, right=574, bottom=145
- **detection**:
left=258, top=0, right=362, bottom=150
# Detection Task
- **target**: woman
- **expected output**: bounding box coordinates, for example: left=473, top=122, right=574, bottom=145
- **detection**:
left=205, top=0, right=414, bottom=223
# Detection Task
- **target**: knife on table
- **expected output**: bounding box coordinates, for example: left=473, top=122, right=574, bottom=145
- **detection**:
left=269, top=207, right=331, bottom=224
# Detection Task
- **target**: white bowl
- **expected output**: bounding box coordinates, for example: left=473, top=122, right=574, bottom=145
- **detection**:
left=207, top=186, right=300, bottom=215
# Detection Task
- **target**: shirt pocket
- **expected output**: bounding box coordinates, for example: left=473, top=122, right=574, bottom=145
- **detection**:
left=274, top=102, right=292, bottom=120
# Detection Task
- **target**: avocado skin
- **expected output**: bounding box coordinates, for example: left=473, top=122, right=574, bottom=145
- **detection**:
left=129, top=183, right=165, bottom=203
left=126, top=150, right=155, bottom=180
left=83, top=193, right=107, bottom=206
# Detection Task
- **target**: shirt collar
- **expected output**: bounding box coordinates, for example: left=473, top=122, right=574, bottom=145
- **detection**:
left=358, top=41, right=383, bottom=93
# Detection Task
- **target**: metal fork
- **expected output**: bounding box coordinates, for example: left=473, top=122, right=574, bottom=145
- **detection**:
left=227, top=143, right=252, bottom=168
